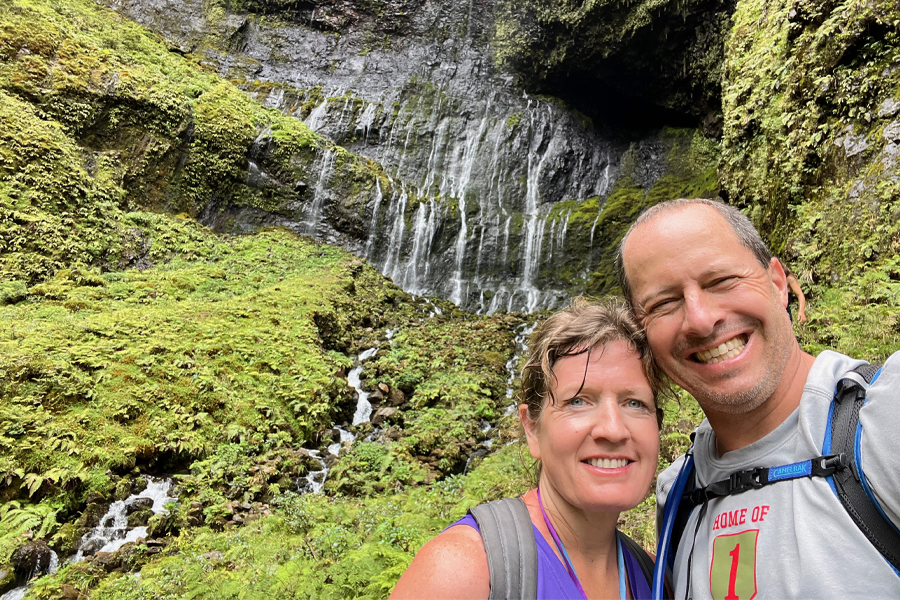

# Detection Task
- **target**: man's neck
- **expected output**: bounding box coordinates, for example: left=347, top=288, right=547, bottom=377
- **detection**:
left=708, top=348, right=817, bottom=454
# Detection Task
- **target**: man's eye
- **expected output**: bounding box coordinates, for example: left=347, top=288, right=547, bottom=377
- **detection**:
left=647, top=298, right=675, bottom=314
left=710, top=276, right=737, bottom=288
left=626, top=399, right=646, bottom=409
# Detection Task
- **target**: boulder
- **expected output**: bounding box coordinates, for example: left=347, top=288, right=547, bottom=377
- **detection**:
left=371, top=406, right=399, bottom=426
left=11, top=540, right=52, bottom=583
left=389, top=388, right=405, bottom=405
left=146, top=513, right=168, bottom=538
left=126, top=508, right=154, bottom=528
left=79, top=538, right=105, bottom=557
left=114, top=477, right=133, bottom=501
left=125, top=497, right=154, bottom=514
left=76, top=502, right=109, bottom=529
left=130, top=477, right=148, bottom=495
left=0, top=567, right=15, bottom=595
left=91, top=551, right=121, bottom=572
left=59, top=584, right=80, bottom=600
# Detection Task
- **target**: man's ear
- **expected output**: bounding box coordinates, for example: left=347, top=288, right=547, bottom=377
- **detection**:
left=519, top=403, right=542, bottom=461
left=768, top=257, right=789, bottom=308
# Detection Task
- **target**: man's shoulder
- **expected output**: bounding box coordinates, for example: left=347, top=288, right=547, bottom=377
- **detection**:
left=656, top=455, right=688, bottom=507
left=804, top=349, right=900, bottom=396
left=803, top=350, right=867, bottom=398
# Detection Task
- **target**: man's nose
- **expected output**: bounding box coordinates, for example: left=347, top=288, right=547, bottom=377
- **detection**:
left=682, top=287, right=722, bottom=338
left=590, top=401, right=630, bottom=443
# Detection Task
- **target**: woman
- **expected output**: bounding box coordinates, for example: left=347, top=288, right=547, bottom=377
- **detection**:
left=391, top=297, right=664, bottom=599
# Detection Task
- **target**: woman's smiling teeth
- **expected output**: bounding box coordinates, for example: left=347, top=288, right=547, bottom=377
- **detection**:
left=587, top=458, right=629, bottom=469
left=694, top=334, right=747, bottom=364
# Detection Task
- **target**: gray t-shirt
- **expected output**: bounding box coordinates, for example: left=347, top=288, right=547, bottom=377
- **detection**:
left=657, top=350, right=900, bottom=599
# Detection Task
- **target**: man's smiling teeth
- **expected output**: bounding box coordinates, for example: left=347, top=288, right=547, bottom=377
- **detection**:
left=587, top=458, right=629, bottom=469
left=695, top=335, right=747, bottom=364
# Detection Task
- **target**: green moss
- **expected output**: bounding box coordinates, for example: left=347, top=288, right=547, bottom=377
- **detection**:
left=719, top=0, right=900, bottom=282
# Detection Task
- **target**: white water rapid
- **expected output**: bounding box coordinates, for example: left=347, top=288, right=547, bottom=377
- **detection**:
left=73, top=476, right=176, bottom=562
left=349, top=347, right=379, bottom=426
left=297, top=450, right=328, bottom=494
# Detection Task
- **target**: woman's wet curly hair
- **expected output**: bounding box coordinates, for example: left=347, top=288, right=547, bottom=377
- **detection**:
left=520, top=296, right=665, bottom=427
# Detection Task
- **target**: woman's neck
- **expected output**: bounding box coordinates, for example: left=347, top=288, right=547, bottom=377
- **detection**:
left=522, top=482, right=625, bottom=598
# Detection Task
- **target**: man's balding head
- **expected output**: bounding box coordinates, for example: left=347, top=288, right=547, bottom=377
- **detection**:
left=615, top=199, right=773, bottom=305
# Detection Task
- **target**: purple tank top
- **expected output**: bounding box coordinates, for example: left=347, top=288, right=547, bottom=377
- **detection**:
left=450, top=514, right=652, bottom=600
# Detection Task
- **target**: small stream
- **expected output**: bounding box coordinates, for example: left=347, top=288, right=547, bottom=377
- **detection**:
left=1, top=478, right=174, bottom=599
left=73, top=476, right=176, bottom=561
left=0, top=553, right=57, bottom=600
left=350, top=347, right=379, bottom=426
left=297, top=450, right=329, bottom=494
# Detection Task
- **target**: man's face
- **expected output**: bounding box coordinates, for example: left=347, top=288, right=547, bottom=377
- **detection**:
left=622, top=205, right=794, bottom=415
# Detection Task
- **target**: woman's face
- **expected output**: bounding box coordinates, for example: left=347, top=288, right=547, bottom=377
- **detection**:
left=520, top=340, right=660, bottom=514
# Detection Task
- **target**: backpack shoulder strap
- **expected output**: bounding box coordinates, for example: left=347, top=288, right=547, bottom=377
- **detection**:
left=618, top=531, right=655, bottom=587
left=829, top=362, right=900, bottom=570
left=468, top=497, right=539, bottom=600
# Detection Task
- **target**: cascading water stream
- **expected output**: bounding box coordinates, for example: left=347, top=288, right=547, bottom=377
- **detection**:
left=328, top=427, right=356, bottom=456
left=297, top=450, right=328, bottom=494
left=73, top=476, right=176, bottom=562
left=0, top=552, right=58, bottom=600
left=349, top=347, right=379, bottom=426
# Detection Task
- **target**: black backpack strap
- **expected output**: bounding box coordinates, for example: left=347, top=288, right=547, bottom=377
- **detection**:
left=618, top=531, right=655, bottom=588
left=830, top=363, right=900, bottom=570
left=469, top=497, right=539, bottom=600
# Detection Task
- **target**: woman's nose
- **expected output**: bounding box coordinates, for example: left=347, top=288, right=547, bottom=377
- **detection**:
left=589, top=401, right=630, bottom=444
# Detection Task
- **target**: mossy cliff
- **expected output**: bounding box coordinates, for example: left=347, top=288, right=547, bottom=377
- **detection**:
left=717, top=0, right=900, bottom=360
left=0, top=0, right=390, bottom=287
left=105, top=0, right=722, bottom=312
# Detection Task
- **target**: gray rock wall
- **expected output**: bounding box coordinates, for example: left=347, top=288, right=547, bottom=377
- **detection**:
left=104, top=0, right=692, bottom=313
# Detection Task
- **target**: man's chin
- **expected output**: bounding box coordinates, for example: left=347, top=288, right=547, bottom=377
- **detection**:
left=690, top=379, right=775, bottom=415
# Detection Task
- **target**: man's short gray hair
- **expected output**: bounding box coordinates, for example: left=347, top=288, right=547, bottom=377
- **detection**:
left=615, top=198, right=773, bottom=304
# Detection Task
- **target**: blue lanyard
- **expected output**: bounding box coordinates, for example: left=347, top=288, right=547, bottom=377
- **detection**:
left=537, top=488, right=627, bottom=599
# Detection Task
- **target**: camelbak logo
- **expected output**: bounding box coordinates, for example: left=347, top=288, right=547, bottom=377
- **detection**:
left=768, top=461, right=811, bottom=482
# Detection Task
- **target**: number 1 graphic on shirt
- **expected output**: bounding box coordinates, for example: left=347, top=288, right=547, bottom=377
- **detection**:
left=710, top=530, right=759, bottom=600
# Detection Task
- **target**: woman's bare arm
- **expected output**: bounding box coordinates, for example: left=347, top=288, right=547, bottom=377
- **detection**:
left=390, top=524, right=490, bottom=600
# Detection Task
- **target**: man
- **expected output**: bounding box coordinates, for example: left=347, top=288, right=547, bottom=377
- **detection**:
left=616, top=198, right=900, bottom=599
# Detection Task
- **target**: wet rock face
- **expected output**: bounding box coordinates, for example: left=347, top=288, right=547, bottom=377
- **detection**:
left=12, top=540, right=52, bottom=583
left=104, top=0, right=714, bottom=313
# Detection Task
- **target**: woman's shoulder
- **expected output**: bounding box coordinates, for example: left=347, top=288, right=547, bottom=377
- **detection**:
left=389, top=520, right=490, bottom=600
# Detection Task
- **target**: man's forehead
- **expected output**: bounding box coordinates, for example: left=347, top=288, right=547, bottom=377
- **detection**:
left=623, top=205, right=751, bottom=297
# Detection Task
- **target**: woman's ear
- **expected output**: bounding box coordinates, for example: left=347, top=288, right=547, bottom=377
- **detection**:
left=519, top=403, right=542, bottom=461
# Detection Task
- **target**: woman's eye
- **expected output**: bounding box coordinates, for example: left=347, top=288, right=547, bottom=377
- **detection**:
left=626, top=399, right=647, bottom=409
left=568, top=397, right=585, bottom=407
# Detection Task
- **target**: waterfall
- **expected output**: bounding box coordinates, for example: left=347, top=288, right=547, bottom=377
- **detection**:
left=106, top=0, right=680, bottom=316
left=349, top=347, right=379, bottom=426
left=297, top=451, right=328, bottom=494
left=302, top=149, right=336, bottom=235
left=381, top=184, right=408, bottom=280
left=73, top=477, right=175, bottom=562
left=364, top=178, right=384, bottom=258
left=328, top=427, right=356, bottom=456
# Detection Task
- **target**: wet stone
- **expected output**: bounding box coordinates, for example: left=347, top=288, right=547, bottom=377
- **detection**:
left=125, top=497, right=154, bottom=514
